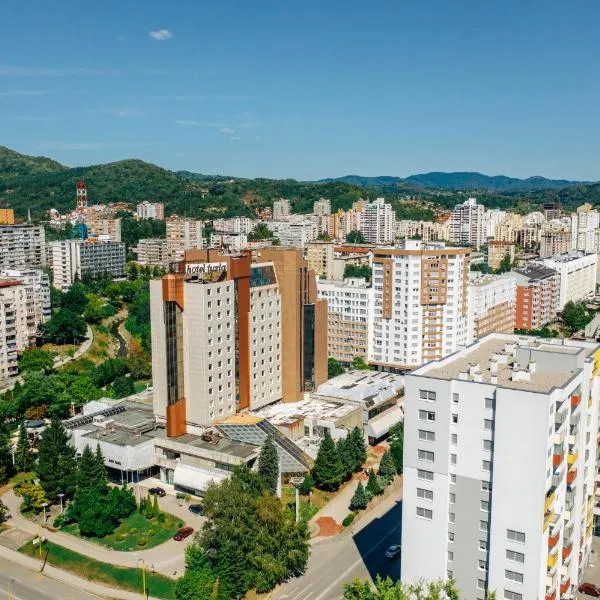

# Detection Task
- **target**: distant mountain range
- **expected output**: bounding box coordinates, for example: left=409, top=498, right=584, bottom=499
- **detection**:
left=318, top=172, right=591, bottom=193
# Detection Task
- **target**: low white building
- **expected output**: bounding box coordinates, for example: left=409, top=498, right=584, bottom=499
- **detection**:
left=210, top=232, right=248, bottom=253
left=270, top=219, right=317, bottom=248
left=136, top=202, right=164, bottom=221
left=212, top=217, right=255, bottom=234
left=541, top=252, right=597, bottom=308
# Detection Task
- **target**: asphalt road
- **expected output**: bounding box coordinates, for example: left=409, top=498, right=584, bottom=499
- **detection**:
left=0, top=556, right=100, bottom=600
left=274, top=498, right=402, bottom=600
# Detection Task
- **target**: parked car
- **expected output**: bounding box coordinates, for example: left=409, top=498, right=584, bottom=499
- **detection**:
left=188, top=504, right=204, bottom=515
left=579, top=583, right=600, bottom=597
left=173, top=527, right=194, bottom=541
left=148, top=487, right=166, bottom=497
left=384, top=544, right=401, bottom=559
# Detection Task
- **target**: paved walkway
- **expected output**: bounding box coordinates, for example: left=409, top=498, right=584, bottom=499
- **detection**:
left=54, top=325, right=94, bottom=368
left=3, top=490, right=190, bottom=577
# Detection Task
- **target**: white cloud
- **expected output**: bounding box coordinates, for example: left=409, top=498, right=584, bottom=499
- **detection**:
left=230, top=136, right=241, bottom=141
left=220, top=127, right=235, bottom=134
left=149, top=29, right=173, bottom=41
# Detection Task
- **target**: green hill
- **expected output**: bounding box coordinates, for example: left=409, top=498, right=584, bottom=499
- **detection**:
left=0, top=145, right=67, bottom=181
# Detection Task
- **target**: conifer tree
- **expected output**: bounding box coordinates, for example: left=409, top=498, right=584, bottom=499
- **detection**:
left=336, top=437, right=354, bottom=479
left=257, top=436, right=279, bottom=494
left=152, top=493, right=159, bottom=517
left=14, top=422, right=33, bottom=472
left=349, top=427, right=367, bottom=472
left=0, top=427, right=14, bottom=484
left=366, top=468, right=382, bottom=496
left=313, top=431, right=345, bottom=491
left=37, top=419, right=77, bottom=501
left=349, top=481, right=368, bottom=511
left=378, top=450, right=397, bottom=481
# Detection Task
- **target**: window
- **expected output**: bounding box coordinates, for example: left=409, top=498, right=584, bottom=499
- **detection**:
left=504, top=569, right=523, bottom=583
left=451, top=433, right=458, bottom=445
left=450, top=474, right=456, bottom=484
left=416, top=507, right=432, bottom=520
left=506, top=550, right=524, bottom=563
left=418, top=469, right=434, bottom=481
left=418, top=450, right=434, bottom=462
left=480, top=500, right=489, bottom=512
left=419, top=389, right=436, bottom=401
left=418, top=429, right=435, bottom=442
left=478, top=560, right=487, bottom=571
left=485, top=398, right=494, bottom=410
left=448, top=512, right=455, bottom=523
left=450, top=454, right=457, bottom=465
left=419, top=410, right=435, bottom=422
left=447, top=550, right=454, bottom=561
left=479, top=540, right=488, bottom=551
left=504, top=590, right=523, bottom=600
left=448, top=531, right=455, bottom=542
left=482, top=460, right=492, bottom=472
left=480, top=520, right=489, bottom=532
left=481, top=481, right=492, bottom=492
left=417, top=488, right=433, bottom=501
left=449, top=492, right=455, bottom=503
left=452, top=393, right=459, bottom=404
left=483, top=439, right=493, bottom=451
left=507, top=530, right=526, bottom=543
left=452, top=413, right=458, bottom=424
left=477, top=580, right=486, bottom=590
left=484, top=418, right=493, bottom=430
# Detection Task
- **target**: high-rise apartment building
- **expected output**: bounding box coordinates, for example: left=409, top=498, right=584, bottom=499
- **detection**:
left=313, top=198, right=331, bottom=215
left=449, top=198, right=486, bottom=249
left=0, top=209, right=15, bottom=225
left=132, top=239, right=168, bottom=267
left=485, top=209, right=506, bottom=238
left=368, top=241, right=470, bottom=369
left=397, top=220, right=450, bottom=242
left=487, top=241, right=516, bottom=271
left=269, top=220, right=317, bottom=248
left=49, top=239, right=126, bottom=291
left=571, top=204, right=600, bottom=254
left=87, top=213, right=122, bottom=242
left=540, top=227, right=573, bottom=259
left=361, top=198, right=396, bottom=244
left=0, top=268, right=51, bottom=341
left=165, top=218, right=203, bottom=263
left=541, top=252, right=597, bottom=308
left=136, top=202, right=165, bottom=221
left=401, top=334, right=599, bottom=600
left=272, top=198, right=292, bottom=221
left=317, top=277, right=373, bottom=364
left=0, top=281, right=29, bottom=380
left=307, top=241, right=335, bottom=279
left=0, top=225, right=46, bottom=269
left=467, top=274, right=516, bottom=344
left=150, top=247, right=327, bottom=437
left=212, top=217, right=255, bottom=234
left=511, top=264, right=560, bottom=330
left=210, top=232, right=248, bottom=253
left=543, top=202, right=563, bottom=221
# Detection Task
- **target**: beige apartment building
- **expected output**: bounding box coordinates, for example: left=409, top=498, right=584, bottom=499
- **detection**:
left=487, top=240, right=515, bottom=271
left=0, top=281, right=29, bottom=381
left=307, top=241, right=335, bottom=279
left=165, top=218, right=204, bottom=263
left=87, top=213, right=122, bottom=242
left=133, top=238, right=168, bottom=266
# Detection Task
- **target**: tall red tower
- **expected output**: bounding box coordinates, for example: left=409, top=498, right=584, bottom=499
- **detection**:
left=76, top=180, right=88, bottom=213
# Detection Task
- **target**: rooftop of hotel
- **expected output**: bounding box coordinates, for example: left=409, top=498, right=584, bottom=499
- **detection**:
left=415, top=333, right=598, bottom=393
left=252, top=398, right=359, bottom=427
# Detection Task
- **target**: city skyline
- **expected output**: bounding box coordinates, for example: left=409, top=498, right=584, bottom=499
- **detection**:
left=1, top=1, right=600, bottom=180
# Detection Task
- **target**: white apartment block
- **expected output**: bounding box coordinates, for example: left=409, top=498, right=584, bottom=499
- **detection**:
left=210, top=233, right=248, bottom=253
left=133, top=239, right=168, bottom=266
left=467, top=274, right=516, bottom=345
left=0, top=225, right=46, bottom=269
left=272, top=198, right=292, bottom=220
left=449, top=198, right=486, bottom=249
left=361, top=198, right=396, bottom=244
left=0, top=268, right=50, bottom=341
left=494, top=214, right=523, bottom=244
left=317, top=277, right=373, bottom=364
left=136, top=202, right=165, bottom=220
left=571, top=204, right=600, bottom=254
left=369, top=241, right=470, bottom=369
left=313, top=198, right=331, bottom=215
left=397, top=220, right=450, bottom=242
left=485, top=209, right=507, bottom=238
left=212, top=217, right=255, bottom=234
left=165, top=218, right=203, bottom=262
left=522, top=212, right=546, bottom=227
left=0, top=281, right=29, bottom=380
left=541, top=252, right=597, bottom=308
left=49, top=239, right=126, bottom=291
left=270, top=220, right=317, bottom=248
left=402, top=334, right=600, bottom=600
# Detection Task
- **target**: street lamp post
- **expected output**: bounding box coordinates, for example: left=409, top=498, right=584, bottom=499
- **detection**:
left=137, top=558, right=147, bottom=599
left=41, top=502, right=48, bottom=523
left=290, top=477, right=304, bottom=524
left=58, top=493, right=65, bottom=514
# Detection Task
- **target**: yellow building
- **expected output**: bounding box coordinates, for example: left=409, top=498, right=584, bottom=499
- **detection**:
left=0, top=209, right=15, bottom=225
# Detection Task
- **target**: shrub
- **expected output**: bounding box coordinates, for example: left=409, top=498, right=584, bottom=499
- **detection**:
left=157, top=512, right=166, bottom=523
left=128, top=527, right=138, bottom=535
left=175, top=492, right=186, bottom=500
left=177, top=520, right=184, bottom=528
left=53, top=514, right=65, bottom=528
left=137, top=536, right=148, bottom=547
left=116, top=532, right=127, bottom=542
left=342, top=513, right=356, bottom=527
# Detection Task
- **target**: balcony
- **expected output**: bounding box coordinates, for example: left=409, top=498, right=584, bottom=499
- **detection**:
left=547, top=551, right=559, bottom=569
left=553, top=451, right=564, bottom=467
left=571, top=394, right=581, bottom=409
left=567, top=468, right=577, bottom=486
left=545, top=592, right=557, bottom=600
left=560, top=578, right=571, bottom=596
left=568, top=451, right=578, bottom=466
left=562, top=544, right=572, bottom=559
left=548, top=531, right=560, bottom=550
left=545, top=488, right=556, bottom=513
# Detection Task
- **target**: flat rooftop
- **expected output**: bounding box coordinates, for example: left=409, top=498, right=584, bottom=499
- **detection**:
left=154, top=429, right=258, bottom=460
left=416, top=334, right=598, bottom=393
left=313, top=370, right=404, bottom=407
left=252, top=398, right=359, bottom=427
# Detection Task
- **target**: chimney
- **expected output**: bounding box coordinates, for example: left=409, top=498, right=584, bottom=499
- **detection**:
left=458, top=371, right=468, bottom=381
left=490, top=375, right=498, bottom=385
left=490, top=360, right=498, bottom=374
left=473, top=373, right=483, bottom=383
left=528, top=361, right=536, bottom=373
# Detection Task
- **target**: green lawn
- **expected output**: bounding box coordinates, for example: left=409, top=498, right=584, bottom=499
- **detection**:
left=134, top=380, right=151, bottom=393
left=62, top=510, right=182, bottom=551
left=19, top=540, right=176, bottom=599
left=281, top=486, right=328, bottom=523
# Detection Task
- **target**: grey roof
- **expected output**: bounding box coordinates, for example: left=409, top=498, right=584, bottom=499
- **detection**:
left=510, top=263, right=558, bottom=282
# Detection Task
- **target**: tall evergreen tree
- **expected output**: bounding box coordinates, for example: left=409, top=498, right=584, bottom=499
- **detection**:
left=14, top=422, right=33, bottom=472
left=349, top=482, right=368, bottom=511
left=313, top=431, right=345, bottom=491
left=257, top=436, right=279, bottom=494
left=378, top=450, right=397, bottom=481
left=37, top=419, right=77, bottom=501
left=0, top=427, right=13, bottom=483
left=94, top=444, right=108, bottom=490
left=349, top=427, right=367, bottom=472
left=366, top=468, right=382, bottom=496
left=336, top=437, right=354, bottom=480
left=389, top=423, right=404, bottom=474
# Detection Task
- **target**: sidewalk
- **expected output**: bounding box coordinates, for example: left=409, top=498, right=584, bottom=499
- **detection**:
left=54, top=325, right=94, bottom=368
left=0, top=542, right=165, bottom=600
left=3, top=490, right=188, bottom=577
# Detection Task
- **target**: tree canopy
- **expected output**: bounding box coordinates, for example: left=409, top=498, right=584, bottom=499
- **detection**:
left=257, top=436, right=279, bottom=495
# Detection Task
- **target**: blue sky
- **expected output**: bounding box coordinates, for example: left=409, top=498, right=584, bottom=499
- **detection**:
left=1, top=0, right=599, bottom=180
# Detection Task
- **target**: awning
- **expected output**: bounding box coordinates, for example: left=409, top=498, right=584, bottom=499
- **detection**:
left=173, top=463, right=230, bottom=494
left=366, top=406, right=404, bottom=439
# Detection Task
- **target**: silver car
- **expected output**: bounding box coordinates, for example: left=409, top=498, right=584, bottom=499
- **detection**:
left=385, top=544, right=401, bottom=559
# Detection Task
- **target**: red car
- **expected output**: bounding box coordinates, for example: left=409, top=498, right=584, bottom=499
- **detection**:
left=173, top=527, right=194, bottom=541
left=579, top=583, right=600, bottom=597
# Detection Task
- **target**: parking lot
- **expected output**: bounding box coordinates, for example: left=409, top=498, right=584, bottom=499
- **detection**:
left=577, top=538, right=600, bottom=598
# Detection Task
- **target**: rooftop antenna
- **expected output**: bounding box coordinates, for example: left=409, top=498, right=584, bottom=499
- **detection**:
left=27, top=208, right=31, bottom=223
